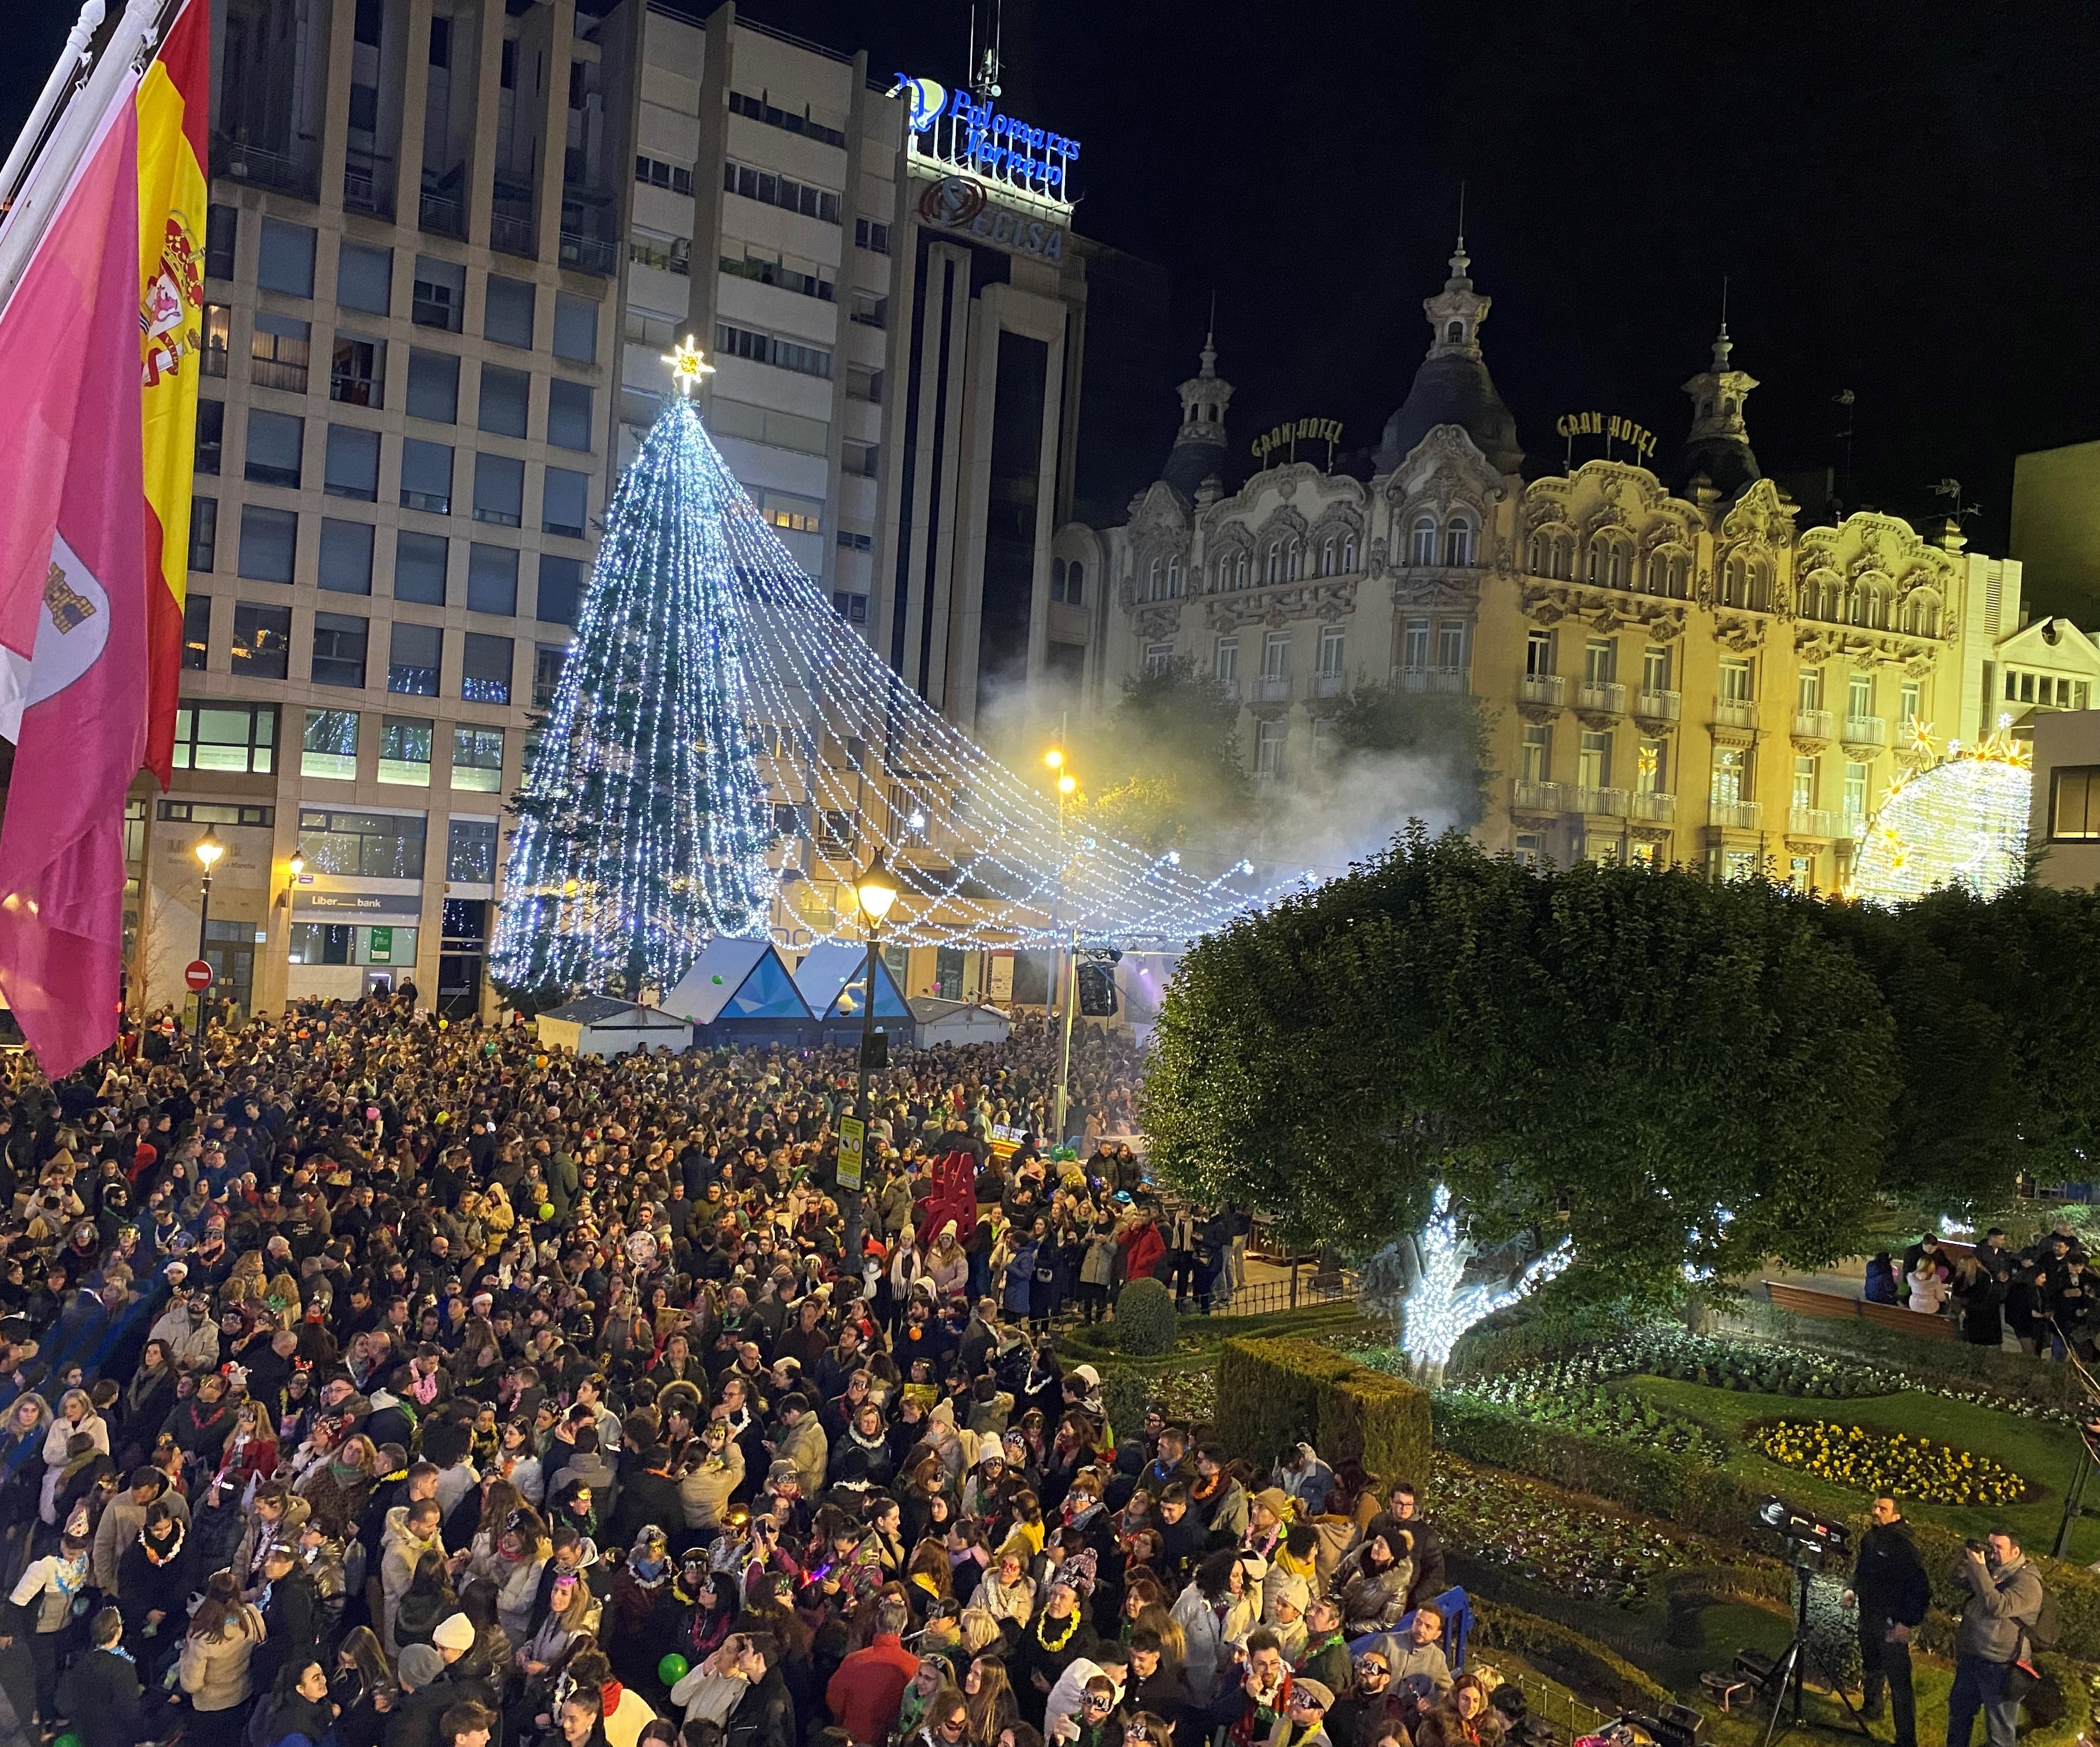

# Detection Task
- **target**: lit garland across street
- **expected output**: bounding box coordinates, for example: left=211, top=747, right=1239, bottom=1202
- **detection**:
left=495, top=350, right=1282, bottom=999
left=1849, top=720, right=2032, bottom=906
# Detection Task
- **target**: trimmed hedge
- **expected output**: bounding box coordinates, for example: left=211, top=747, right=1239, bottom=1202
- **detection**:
left=1470, top=1600, right=1673, bottom=1712
left=1218, top=1337, right=1431, bottom=1484
left=1114, top=1277, right=1179, bottom=1355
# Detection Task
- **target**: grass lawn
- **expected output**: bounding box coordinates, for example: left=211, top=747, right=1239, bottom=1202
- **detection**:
left=1616, top=1377, right=2100, bottom=1561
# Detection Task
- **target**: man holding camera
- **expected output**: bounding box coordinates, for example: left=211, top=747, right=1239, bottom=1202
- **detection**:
left=1947, top=1529, right=2043, bottom=1747
left=1845, top=1497, right=1928, bottom=1747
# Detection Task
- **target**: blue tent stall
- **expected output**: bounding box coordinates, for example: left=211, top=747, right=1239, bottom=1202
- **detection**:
left=793, top=939, right=911, bottom=1046
left=661, top=939, right=815, bottom=1047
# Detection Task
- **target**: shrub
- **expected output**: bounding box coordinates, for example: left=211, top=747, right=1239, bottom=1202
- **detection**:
left=1470, top=1600, right=1672, bottom=1712
left=1218, top=1337, right=1430, bottom=1485
left=1113, top=1277, right=1179, bottom=1356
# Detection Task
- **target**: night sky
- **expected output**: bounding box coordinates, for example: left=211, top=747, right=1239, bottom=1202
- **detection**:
left=12, top=0, right=2097, bottom=610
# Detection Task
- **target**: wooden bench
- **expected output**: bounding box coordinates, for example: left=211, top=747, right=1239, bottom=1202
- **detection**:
left=1761, top=1280, right=1958, bottom=1340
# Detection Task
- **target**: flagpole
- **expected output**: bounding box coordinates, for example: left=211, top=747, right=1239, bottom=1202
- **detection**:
left=0, top=0, right=106, bottom=220
left=0, top=0, right=163, bottom=315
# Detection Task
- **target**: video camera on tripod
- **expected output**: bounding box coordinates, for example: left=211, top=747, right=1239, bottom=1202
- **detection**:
left=1753, top=1496, right=1852, bottom=1562
left=1735, top=1497, right=1865, bottom=1747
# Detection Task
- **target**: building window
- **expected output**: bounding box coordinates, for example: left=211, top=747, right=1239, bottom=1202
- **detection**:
left=1320, top=625, right=1345, bottom=678
left=533, top=642, right=567, bottom=708
left=411, top=256, right=465, bottom=332
left=553, top=293, right=598, bottom=363
left=1409, top=515, right=1436, bottom=566
left=394, top=530, right=448, bottom=605
left=1719, top=658, right=1754, bottom=702
left=205, top=203, right=238, bottom=280
left=201, top=303, right=230, bottom=376
left=311, top=612, right=369, bottom=688
left=1642, top=644, right=1670, bottom=696
left=1585, top=638, right=1614, bottom=684
left=1900, top=678, right=1923, bottom=731
left=2051, top=767, right=2100, bottom=840
left=1444, top=516, right=1473, bottom=567
left=715, top=321, right=831, bottom=379
left=1144, top=642, right=1173, bottom=675
left=633, top=154, right=696, bottom=195
left=244, top=410, right=304, bottom=488
left=318, top=518, right=374, bottom=594
left=855, top=217, right=890, bottom=253
left=1579, top=729, right=1611, bottom=790
left=1255, top=718, right=1286, bottom=780
left=156, top=800, right=273, bottom=827
left=478, top=363, right=530, bottom=437
left=1848, top=671, right=1874, bottom=720
left=388, top=622, right=441, bottom=695
left=462, top=632, right=513, bottom=704
left=1520, top=723, right=1550, bottom=783
left=297, top=807, right=426, bottom=880
left=1843, top=759, right=1870, bottom=819
left=171, top=702, right=277, bottom=774
left=378, top=716, right=434, bottom=786
left=547, top=379, right=593, bottom=451
left=1526, top=628, right=1553, bottom=678
left=726, top=90, right=848, bottom=148
left=830, top=592, right=869, bottom=625
left=407, top=350, right=460, bottom=423
left=237, top=505, right=296, bottom=583
left=188, top=497, right=218, bottom=573
left=1711, top=746, right=1746, bottom=807
left=1214, top=637, right=1238, bottom=690
left=484, top=275, right=536, bottom=347
left=229, top=600, right=291, bottom=678
left=337, top=240, right=392, bottom=315
left=448, top=817, right=498, bottom=883
left=302, top=707, right=359, bottom=779
left=723, top=159, right=841, bottom=225
left=195, top=400, right=224, bottom=475
left=537, top=554, right=583, bottom=625
left=1798, top=666, right=1822, bottom=711
left=1402, top=618, right=1431, bottom=671
left=181, top=593, right=210, bottom=668
left=1514, top=831, right=1547, bottom=867
left=330, top=333, right=384, bottom=407
left=257, top=217, right=316, bottom=297
left=473, top=453, right=525, bottom=525
left=324, top=425, right=381, bottom=500
left=250, top=311, right=310, bottom=392
left=1635, top=738, right=1666, bottom=794
left=466, top=544, right=519, bottom=615
left=1792, top=754, right=1817, bottom=811
left=1437, top=620, right=1466, bottom=674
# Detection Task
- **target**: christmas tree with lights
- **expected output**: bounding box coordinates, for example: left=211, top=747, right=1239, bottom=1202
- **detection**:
left=491, top=342, right=777, bottom=1002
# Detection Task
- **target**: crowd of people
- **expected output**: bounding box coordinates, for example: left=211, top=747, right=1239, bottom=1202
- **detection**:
left=0, top=994, right=1481, bottom=1747
left=1863, top=1226, right=2100, bottom=1356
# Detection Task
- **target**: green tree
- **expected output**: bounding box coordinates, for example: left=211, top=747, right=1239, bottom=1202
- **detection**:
left=1142, top=828, right=1897, bottom=1295
left=1329, top=681, right=1497, bottom=828
left=1066, top=660, right=1250, bottom=855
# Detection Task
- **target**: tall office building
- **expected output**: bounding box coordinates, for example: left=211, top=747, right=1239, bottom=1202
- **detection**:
left=121, top=0, right=1151, bottom=1019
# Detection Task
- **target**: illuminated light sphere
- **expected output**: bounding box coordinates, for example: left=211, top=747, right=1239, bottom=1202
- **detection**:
left=1850, top=749, right=2032, bottom=906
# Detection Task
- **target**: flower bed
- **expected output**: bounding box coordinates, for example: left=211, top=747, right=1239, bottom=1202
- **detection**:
left=1421, top=1455, right=1725, bottom=1608
left=1750, top=1418, right=2029, bottom=1506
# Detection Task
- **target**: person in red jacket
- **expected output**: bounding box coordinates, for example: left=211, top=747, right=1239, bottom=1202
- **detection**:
left=1118, top=1210, right=1167, bottom=1283
left=825, top=1597, right=922, bottom=1744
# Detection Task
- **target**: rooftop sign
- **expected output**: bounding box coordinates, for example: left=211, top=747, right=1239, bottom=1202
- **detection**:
left=892, top=75, right=1079, bottom=207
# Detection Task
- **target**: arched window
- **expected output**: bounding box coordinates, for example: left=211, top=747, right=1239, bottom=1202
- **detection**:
left=1167, top=559, right=1181, bottom=597
left=1587, top=541, right=1604, bottom=584
left=1528, top=534, right=1549, bottom=574
left=1411, top=515, right=1437, bottom=566
left=1287, top=540, right=1301, bottom=581
left=1743, top=559, right=1767, bottom=612
left=1445, top=320, right=1464, bottom=343
left=1721, top=556, right=1744, bottom=607
left=1606, top=542, right=1628, bottom=590
left=1066, top=561, right=1084, bottom=605
left=1235, top=555, right=1249, bottom=590
left=1644, top=553, right=1664, bottom=595
left=1552, top=536, right=1573, bottom=580
left=1266, top=543, right=1282, bottom=585
left=1321, top=537, right=1336, bottom=577
left=1444, top=516, right=1473, bottom=567
left=1053, top=557, right=1067, bottom=596
left=1147, top=557, right=1162, bottom=600
left=1206, top=404, right=1218, bottom=422
left=1342, top=534, right=1357, bottom=571
left=1668, top=554, right=1689, bottom=599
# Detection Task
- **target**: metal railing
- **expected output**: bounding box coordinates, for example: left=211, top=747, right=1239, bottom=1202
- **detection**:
left=1252, top=674, right=1291, bottom=703
left=343, top=151, right=394, bottom=216
left=1512, top=779, right=1565, bottom=812
left=1628, top=790, right=1675, bottom=823
left=1576, top=679, right=1626, bottom=713
left=1709, top=798, right=1763, bottom=829
left=1793, top=708, right=1833, bottom=739
left=1842, top=714, right=1887, bottom=746
left=213, top=135, right=317, bottom=197
left=1519, top=674, right=1565, bottom=707
left=561, top=231, right=619, bottom=275
left=1398, top=666, right=1466, bottom=695
left=1634, top=687, right=1680, bottom=720
left=1572, top=785, right=1628, bottom=817
left=1789, top=806, right=1839, bottom=838
left=1314, top=670, right=1346, bottom=698
left=420, top=192, right=465, bottom=237
left=490, top=210, right=537, bottom=258
left=1714, top=697, right=1760, bottom=730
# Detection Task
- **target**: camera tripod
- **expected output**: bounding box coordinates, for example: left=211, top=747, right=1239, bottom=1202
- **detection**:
left=1757, top=1555, right=1873, bottom=1747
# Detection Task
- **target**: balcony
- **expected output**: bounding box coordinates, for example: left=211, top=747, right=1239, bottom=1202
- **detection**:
left=1709, top=798, right=1763, bottom=830
left=1842, top=714, right=1887, bottom=746
left=343, top=150, right=394, bottom=217
left=1789, top=806, right=1840, bottom=838
left=1713, top=697, right=1759, bottom=730
left=1513, top=779, right=1565, bottom=813
left=1576, top=679, right=1626, bottom=714
left=1398, top=666, right=1465, bottom=695
left=1634, top=689, right=1681, bottom=721
left=1629, top=790, right=1676, bottom=823
left=1792, top=708, right=1833, bottom=741
left=561, top=231, right=619, bottom=276
left=1314, top=671, right=1346, bottom=699
left=490, top=210, right=537, bottom=259
left=1519, top=674, right=1565, bottom=707
left=212, top=134, right=317, bottom=199
left=1572, top=785, right=1628, bottom=817
left=420, top=192, right=465, bottom=238
left=1252, top=674, right=1292, bottom=704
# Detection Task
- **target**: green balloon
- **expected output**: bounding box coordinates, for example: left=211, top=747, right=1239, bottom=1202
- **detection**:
left=658, top=1653, right=689, bottom=1686
left=53, top=1733, right=81, bottom=1747
left=539, top=1203, right=556, bottom=1220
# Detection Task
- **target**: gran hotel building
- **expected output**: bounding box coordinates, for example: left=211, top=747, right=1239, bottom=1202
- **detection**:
left=108, top=0, right=1142, bottom=1020
left=1073, top=243, right=2100, bottom=883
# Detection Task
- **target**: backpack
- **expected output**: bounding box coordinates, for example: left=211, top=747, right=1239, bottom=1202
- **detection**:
left=2027, top=1583, right=2062, bottom=1653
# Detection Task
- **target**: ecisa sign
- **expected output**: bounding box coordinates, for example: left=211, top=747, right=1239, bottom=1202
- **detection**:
left=917, top=174, right=1066, bottom=263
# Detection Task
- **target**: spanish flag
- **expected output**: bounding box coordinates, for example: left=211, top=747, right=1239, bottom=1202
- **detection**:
left=136, top=0, right=209, bottom=787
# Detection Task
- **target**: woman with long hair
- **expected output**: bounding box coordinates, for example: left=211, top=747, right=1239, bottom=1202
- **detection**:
left=117, top=1339, right=179, bottom=1466
left=253, top=1656, right=336, bottom=1747
left=962, top=1657, right=1018, bottom=1747
left=179, top=1568, right=267, bottom=1743
left=393, top=1546, right=458, bottom=1651
left=298, top=1430, right=379, bottom=1539
left=468, top=1500, right=552, bottom=1643
left=1337, top=1532, right=1413, bottom=1637
left=1415, top=1674, right=1508, bottom=1747
left=330, top=1625, right=392, bottom=1747
left=1168, top=1550, right=1256, bottom=1712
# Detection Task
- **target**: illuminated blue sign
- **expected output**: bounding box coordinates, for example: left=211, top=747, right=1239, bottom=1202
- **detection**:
left=891, top=73, right=1079, bottom=206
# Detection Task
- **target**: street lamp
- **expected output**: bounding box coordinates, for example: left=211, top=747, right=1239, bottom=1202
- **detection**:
left=839, top=852, right=898, bottom=1249
left=1045, top=749, right=1080, bottom=1146
left=285, top=850, right=306, bottom=972
left=192, top=826, right=224, bottom=1059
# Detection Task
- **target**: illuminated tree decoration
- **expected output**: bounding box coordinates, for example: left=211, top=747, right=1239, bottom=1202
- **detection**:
left=1388, top=1184, right=1573, bottom=1381
left=1850, top=723, right=2032, bottom=908
left=492, top=380, right=776, bottom=999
